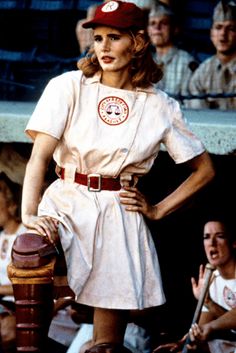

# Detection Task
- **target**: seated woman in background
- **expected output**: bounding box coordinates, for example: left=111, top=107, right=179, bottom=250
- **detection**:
left=0, top=172, right=26, bottom=352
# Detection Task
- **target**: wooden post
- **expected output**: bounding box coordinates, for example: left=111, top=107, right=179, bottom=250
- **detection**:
left=7, top=259, right=56, bottom=353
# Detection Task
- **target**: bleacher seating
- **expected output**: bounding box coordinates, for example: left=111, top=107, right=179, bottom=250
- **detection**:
left=179, top=0, right=218, bottom=61
left=29, top=0, right=75, bottom=10
left=0, top=0, right=219, bottom=101
left=0, top=0, right=27, bottom=9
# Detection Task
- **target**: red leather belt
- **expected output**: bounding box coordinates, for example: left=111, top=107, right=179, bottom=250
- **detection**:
left=60, top=168, right=121, bottom=191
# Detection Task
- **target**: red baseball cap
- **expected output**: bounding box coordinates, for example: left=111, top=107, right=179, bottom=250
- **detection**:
left=82, top=1, right=145, bottom=30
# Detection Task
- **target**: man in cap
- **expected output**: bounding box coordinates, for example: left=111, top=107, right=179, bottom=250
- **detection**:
left=186, top=1, right=236, bottom=110
left=147, top=1, right=198, bottom=105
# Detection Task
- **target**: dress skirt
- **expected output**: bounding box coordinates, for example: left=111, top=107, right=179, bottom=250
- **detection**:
left=38, top=178, right=166, bottom=310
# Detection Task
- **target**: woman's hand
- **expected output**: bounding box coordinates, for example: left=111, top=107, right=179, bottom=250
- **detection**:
left=189, top=322, right=212, bottom=343
left=23, top=214, right=59, bottom=244
left=119, top=186, right=158, bottom=220
left=153, top=341, right=182, bottom=352
left=191, top=264, right=208, bottom=301
left=153, top=334, right=190, bottom=352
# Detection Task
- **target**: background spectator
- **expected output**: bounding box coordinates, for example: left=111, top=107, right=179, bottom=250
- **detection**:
left=189, top=217, right=236, bottom=352
left=147, top=1, right=198, bottom=104
left=154, top=216, right=236, bottom=353
left=75, top=4, right=100, bottom=57
left=0, top=172, right=26, bottom=353
left=186, top=1, right=236, bottom=110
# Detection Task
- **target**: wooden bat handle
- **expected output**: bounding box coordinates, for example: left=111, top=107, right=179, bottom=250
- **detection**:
left=182, top=263, right=215, bottom=353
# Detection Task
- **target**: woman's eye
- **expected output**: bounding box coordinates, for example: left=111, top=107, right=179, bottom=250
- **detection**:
left=110, top=35, right=120, bottom=41
left=94, top=36, right=102, bottom=42
left=229, top=26, right=236, bottom=33
left=217, top=234, right=226, bottom=240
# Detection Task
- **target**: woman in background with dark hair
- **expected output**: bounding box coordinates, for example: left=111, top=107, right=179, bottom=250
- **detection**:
left=0, top=172, right=25, bottom=300
left=0, top=172, right=26, bottom=352
left=154, top=216, right=236, bottom=353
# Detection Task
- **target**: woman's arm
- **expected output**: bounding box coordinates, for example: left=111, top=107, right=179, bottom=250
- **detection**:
left=119, top=151, right=215, bottom=220
left=204, top=307, right=236, bottom=332
left=190, top=307, right=236, bottom=343
left=22, top=132, right=59, bottom=238
left=201, top=298, right=227, bottom=322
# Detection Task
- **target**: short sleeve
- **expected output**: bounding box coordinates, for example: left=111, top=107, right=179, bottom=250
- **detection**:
left=25, top=73, right=73, bottom=141
left=163, top=98, right=205, bottom=163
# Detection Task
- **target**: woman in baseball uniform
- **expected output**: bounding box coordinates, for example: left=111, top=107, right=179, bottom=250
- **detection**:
left=21, top=1, right=215, bottom=352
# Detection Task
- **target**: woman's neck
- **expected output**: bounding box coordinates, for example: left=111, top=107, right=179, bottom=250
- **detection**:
left=218, top=258, right=236, bottom=279
left=101, top=70, right=134, bottom=91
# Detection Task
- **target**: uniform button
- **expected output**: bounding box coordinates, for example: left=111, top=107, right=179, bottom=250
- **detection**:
left=121, top=148, right=128, bottom=153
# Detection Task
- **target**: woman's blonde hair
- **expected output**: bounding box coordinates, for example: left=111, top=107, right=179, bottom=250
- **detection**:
left=77, top=28, right=163, bottom=89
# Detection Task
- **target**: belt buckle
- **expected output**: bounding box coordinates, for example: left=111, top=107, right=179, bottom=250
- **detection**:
left=88, top=173, right=102, bottom=192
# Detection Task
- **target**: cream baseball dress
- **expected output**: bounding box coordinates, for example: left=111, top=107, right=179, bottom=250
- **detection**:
left=26, top=70, right=205, bottom=310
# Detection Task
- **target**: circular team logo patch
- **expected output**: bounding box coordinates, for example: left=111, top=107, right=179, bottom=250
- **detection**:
left=98, top=96, right=129, bottom=126
left=102, top=1, right=119, bottom=12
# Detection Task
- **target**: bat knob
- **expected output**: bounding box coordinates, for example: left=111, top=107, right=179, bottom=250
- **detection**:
left=205, top=263, right=215, bottom=271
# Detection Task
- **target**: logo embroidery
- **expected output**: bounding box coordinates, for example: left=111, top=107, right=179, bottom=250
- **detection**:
left=98, top=96, right=129, bottom=126
left=102, top=1, right=119, bottom=12
left=223, top=286, right=236, bottom=308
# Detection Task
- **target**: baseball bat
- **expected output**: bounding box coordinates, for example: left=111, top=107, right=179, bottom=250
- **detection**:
left=182, top=263, right=215, bottom=353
